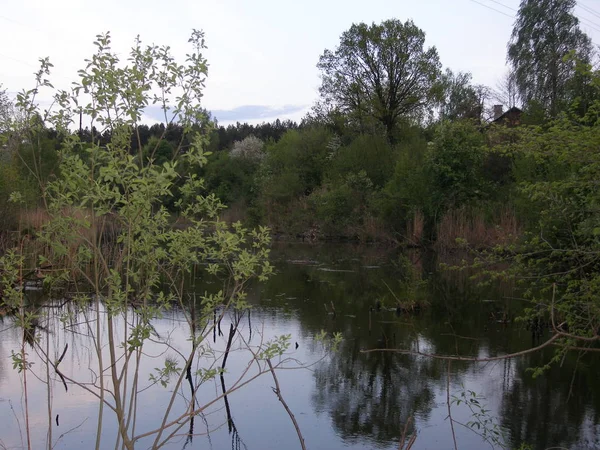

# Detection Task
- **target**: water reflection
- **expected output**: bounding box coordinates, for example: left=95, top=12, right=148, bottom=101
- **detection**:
left=0, top=243, right=598, bottom=450
left=259, top=243, right=600, bottom=450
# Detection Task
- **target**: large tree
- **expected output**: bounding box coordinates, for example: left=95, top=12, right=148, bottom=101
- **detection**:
left=507, top=0, right=593, bottom=117
left=317, top=19, right=441, bottom=140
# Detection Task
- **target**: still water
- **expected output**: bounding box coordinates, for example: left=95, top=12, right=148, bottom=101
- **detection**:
left=0, top=243, right=599, bottom=449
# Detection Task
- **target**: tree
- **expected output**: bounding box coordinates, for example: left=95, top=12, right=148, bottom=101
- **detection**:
left=425, top=120, right=488, bottom=214
left=438, top=70, right=482, bottom=121
left=0, top=32, right=307, bottom=450
left=483, top=117, right=600, bottom=359
left=494, top=70, right=520, bottom=109
left=507, top=0, right=593, bottom=117
left=0, top=85, right=11, bottom=134
left=317, top=19, right=441, bottom=141
left=230, top=134, right=265, bottom=161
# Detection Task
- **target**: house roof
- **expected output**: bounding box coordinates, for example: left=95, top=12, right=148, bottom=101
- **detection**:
left=492, top=106, right=522, bottom=123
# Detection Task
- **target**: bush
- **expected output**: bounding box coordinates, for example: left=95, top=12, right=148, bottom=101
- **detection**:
left=327, top=133, right=394, bottom=188
left=311, top=171, right=374, bottom=236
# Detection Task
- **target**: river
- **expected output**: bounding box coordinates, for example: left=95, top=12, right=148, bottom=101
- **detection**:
left=0, top=243, right=598, bottom=449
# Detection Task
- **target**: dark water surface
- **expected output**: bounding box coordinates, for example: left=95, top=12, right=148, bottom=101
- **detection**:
left=1, top=243, right=599, bottom=449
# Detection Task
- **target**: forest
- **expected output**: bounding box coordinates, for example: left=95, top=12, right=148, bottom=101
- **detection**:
left=3, top=2, right=599, bottom=249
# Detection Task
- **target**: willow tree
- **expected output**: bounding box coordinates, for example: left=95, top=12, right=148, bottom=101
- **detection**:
left=317, top=19, right=441, bottom=141
left=507, top=0, right=593, bottom=117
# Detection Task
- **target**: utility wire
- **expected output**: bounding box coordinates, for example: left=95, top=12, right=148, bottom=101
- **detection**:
left=468, top=0, right=600, bottom=47
left=0, top=14, right=49, bottom=36
left=577, top=15, right=600, bottom=33
left=0, top=13, right=122, bottom=71
left=0, top=52, right=39, bottom=69
left=486, top=0, right=517, bottom=12
left=469, top=0, right=515, bottom=18
left=576, top=5, right=600, bottom=29
left=0, top=53, right=74, bottom=83
left=474, top=0, right=600, bottom=34
left=579, top=2, right=600, bottom=20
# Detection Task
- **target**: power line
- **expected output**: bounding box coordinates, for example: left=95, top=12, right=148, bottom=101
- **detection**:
left=579, top=2, right=600, bottom=20
left=469, top=0, right=515, bottom=18
left=486, top=0, right=517, bottom=12
left=475, top=0, right=600, bottom=35
left=0, top=53, right=74, bottom=83
left=576, top=5, right=600, bottom=28
left=467, top=0, right=600, bottom=51
left=0, top=52, right=38, bottom=69
left=577, top=15, right=600, bottom=33
left=0, top=14, right=55, bottom=39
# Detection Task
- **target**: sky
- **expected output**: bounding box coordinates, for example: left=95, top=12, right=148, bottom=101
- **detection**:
left=2, top=0, right=600, bottom=126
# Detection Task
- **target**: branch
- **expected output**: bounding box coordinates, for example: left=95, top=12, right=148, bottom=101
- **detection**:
left=361, top=332, right=562, bottom=361
left=266, top=359, right=307, bottom=450
left=398, top=416, right=416, bottom=450
left=446, top=362, right=458, bottom=450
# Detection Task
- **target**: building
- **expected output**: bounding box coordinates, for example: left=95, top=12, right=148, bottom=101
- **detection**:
left=491, top=105, right=522, bottom=127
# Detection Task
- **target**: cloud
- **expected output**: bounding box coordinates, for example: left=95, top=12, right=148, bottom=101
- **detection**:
left=142, top=106, right=177, bottom=123
left=142, top=104, right=309, bottom=126
left=210, top=104, right=307, bottom=122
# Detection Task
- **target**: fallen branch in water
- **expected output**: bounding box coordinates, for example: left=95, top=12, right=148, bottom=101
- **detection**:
left=361, top=332, right=561, bottom=361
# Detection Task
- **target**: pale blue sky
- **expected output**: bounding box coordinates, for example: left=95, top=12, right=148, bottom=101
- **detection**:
left=2, top=0, right=600, bottom=124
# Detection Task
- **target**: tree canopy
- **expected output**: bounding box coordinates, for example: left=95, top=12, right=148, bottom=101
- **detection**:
left=508, top=0, right=593, bottom=117
left=317, top=19, right=441, bottom=141
left=438, top=69, right=483, bottom=121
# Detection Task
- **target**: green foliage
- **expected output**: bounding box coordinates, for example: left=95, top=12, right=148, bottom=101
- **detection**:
left=376, top=134, right=429, bottom=231
left=259, top=334, right=291, bottom=359
left=17, top=130, right=61, bottom=188
left=452, top=387, right=507, bottom=448
left=508, top=0, right=593, bottom=117
left=0, top=155, right=38, bottom=228
left=0, top=30, right=279, bottom=447
left=203, top=150, right=259, bottom=205
left=149, top=357, right=181, bottom=388
left=326, top=133, right=394, bottom=188
left=474, top=115, right=600, bottom=358
left=261, top=127, right=332, bottom=198
left=311, top=171, right=374, bottom=235
left=424, top=120, right=488, bottom=213
left=317, top=18, right=441, bottom=140
left=142, top=135, right=175, bottom=166
left=254, top=127, right=332, bottom=232
left=314, top=330, right=343, bottom=352
left=11, top=350, right=33, bottom=373
left=437, top=69, right=483, bottom=121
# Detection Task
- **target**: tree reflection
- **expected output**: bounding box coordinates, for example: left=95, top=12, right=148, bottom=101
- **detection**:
left=312, top=340, right=438, bottom=444
left=500, top=349, right=600, bottom=450
left=259, top=244, right=598, bottom=449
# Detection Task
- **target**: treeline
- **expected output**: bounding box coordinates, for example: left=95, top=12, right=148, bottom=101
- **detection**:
left=2, top=0, right=600, bottom=249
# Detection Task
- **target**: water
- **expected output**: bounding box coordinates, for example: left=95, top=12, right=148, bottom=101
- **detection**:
left=1, top=243, right=599, bottom=449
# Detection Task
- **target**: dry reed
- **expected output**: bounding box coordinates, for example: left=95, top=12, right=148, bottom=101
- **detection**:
left=435, top=207, right=521, bottom=250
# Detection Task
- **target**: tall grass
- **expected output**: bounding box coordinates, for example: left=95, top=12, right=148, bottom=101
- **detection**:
left=435, top=207, right=521, bottom=250
left=12, top=207, right=122, bottom=281
left=405, top=211, right=424, bottom=246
